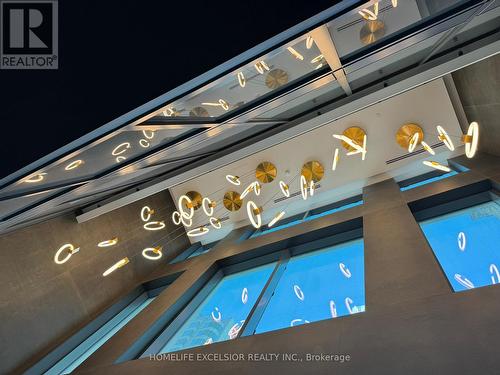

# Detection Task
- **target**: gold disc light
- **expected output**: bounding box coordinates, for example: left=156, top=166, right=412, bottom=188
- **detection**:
left=140, top=206, right=154, bottom=222
left=143, top=221, right=166, bottom=231
left=187, top=226, right=209, bottom=237
left=97, top=238, right=118, bottom=247
left=223, top=191, right=243, bottom=212
left=184, top=191, right=202, bottom=211
left=395, top=123, right=424, bottom=151
left=246, top=200, right=262, bottom=229
left=54, top=244, right=80, bottom=265
left=463, top=121, right=479, bottom=158
left=436, top=125, right=455, bottom=151
left=423, top=160, right=451, bottom=172
left=103, top=257, right=130, bottom=277
left=142, top=247, right=163, bottom=260
left=265, top=69, right=289, bottom=89
left=202, top=197, right=216, bottom=216
left=279, top=181, right=290, bottom=197
left=301, top=161, right=324, bottom=183
left=360, top=20, right=385, bottom=45
left=255, top=161, right=277, bottom=183
left=339, top=127, right=366, bottom=152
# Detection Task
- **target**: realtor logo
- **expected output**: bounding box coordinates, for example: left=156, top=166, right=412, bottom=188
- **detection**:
left=1, top=0, right=58, bottom=69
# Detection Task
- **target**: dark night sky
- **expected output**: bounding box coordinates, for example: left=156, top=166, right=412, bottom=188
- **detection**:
left=0, top=0, right=335, bottom=179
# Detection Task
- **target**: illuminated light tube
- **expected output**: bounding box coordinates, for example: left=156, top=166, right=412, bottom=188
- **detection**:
left=240, top=182, right=255, bottom=199
left=454, top=273, right=474, bottom=289
left=408, top=133, right=420, bottom=153
left=279, top=181, right=290, bottom=197
left=309, top=180, right=315, bottom=197
left=422, top=160, right=451, bottom=172
left=436, top=125, right=455, bottom=151
left=24, top=172, right=47, bottom=183
left=306, top=35, right=314, bottom=49
left=392, top=0, right=398, bottom=7
left=162, top=108, right=174, bottom=117
left=172, top=211, right=181, bottom=225
left=293, top=284, right=305, bottom=301
left=300, top=175, right=308, bottom=200
left=112, top=142, right=131, bottom=156
left=253, top=181, right=261, bottom=196
left=98, top=237, right=118, bottom=247
left=139, top=139, right=150, bottom=148
left=219, top=99, right=229, bottom=111
left=115, top=156, right=126, bottom=163
left=463, top=121, right=479, bottom=158
left=290, top=318, right=310, bottom=327
left=65, top=159, right=84, bottom=171
left=54, top=243, right=80, bottom=265
left=142, top=130, right=155, bottom=139
left=287, top=46, right=304, bottom=61
left=421, top=141, right=435, bottom=155
left=178, top=195, right=194, bottom=219
left=202, top=197, right=216, bottom=216
left=268, top=211, right=285, bottom=227
left=209, top=217, right=222, bottom=229
left=180, top=214, right=193, bottom=227
left=103, top=257, right=130, bottom=277
left=332, top=148, right=339, bottom=171
left=490, top=264, right=500, bottom=285
left=237, top=71, right=246, bottom=88
left=254, top=62, right=264, bottom=74
left=187, top=226, right=209, bottom=237
left=345, top=297, right=355, bottom=314
left=242, top=288, right=248, bottom=304
left=315, top=63, right=323, bottom=70
left=226, top=174, right=241, bottom=186
left=329, top=300, right=337, bottom=318
left=142, top=246, right=163, bottom=260
left=339, top=262, right=352, bottom=278
left=260, top=60, right=270, bottom=71
left=141, top=206, right=154, bottom=222
left=143, top=221, right=166, bottom=231
left=211, top=307, right=221, bottom=322
left=310, top=54, right=323, bottom=64
left=457, top=231, right=466, bottom=251
left=246, top=200, right=262, bottom=229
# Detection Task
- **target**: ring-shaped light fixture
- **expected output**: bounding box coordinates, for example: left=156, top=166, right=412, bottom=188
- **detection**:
left=287, top=46, right=304, bottom=61
left=202, top=197, right=216, bottom=216
left=209, top=217, right=222, bottom=229
left=246, top=200, right=262, bottom=229
left=115, top=156, right=126, bottom=163
left=408, top=132, right=420, bottom=153
left=163, top=108, right=174, bottom=117
left=309, top=180, right=315, bottom=197
left=54, top=243, right=80, bottom=265
left=143, top=221, right=166, bottom=231
left=225, top=174, right=240, bottom=186
left=97, top=237, right=118, bottom=247
left=463, top=121, right=479, bottom=158
left=24, top=172, right=47, bottom=183
left=141, top=206, right=154, bottom=222
left=142, top=246, right=163, bottom=260
left=187, top=226, right=210, bottom=237
left=237, top=71, right=245, bottom=88
left=180, top=214, right=193, bottom=227
left=112, top=142, right=131, bottom=156
left=172, top=211, right=181, bottom=225
left=139, top=139, right=150, bottom=148
left=279, top=181, right=290, bottom=197
left=423, top=160, right=451, bottom=172
left=300, top=175, right=308, bottom=200
left=253, top=181, right=261, bottom=196
left=240, top=182, right=255, bottom=200
left=65, top=159, right=84, bottom=171
left=421, top=141, right=435, bottom=155
left=142, top=130, right=155, bottom=139
left=268, top=211, right=285, bottom=227
left=178, top=195, right=194, bottom=219
left=332, top=148, right=339, bottom=171
left=102, top=257, right=130, bottom=277
left=306, top=35, right=314, bottom=49
left=436, top=125, right=455, bottom=151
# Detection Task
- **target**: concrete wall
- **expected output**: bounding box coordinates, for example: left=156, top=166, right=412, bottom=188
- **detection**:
left=69, top=153, right=500, bottom=375
left=0, top=191, right=190, bottom=374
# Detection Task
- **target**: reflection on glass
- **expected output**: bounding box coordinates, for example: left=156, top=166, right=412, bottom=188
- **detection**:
left=159, top=263, right=275, bottom=353
left=420, top=201, right=500, bottom=292
left=255, top=239, right=365, bottom=334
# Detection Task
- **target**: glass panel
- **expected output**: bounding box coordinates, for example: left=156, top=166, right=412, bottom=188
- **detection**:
left=159, top=263, right=275, bottom=353
left=419, top=201, right=500, bottom=292
left=400, top=170, right=458, bottom=191
left=255, top=239, right=365, bottom=334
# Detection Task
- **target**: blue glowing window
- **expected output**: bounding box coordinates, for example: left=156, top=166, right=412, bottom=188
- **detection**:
left=400, top=170, right=458, bottom=191
left=159, top=263, right=275, bottom=353
left=420, top=201, right=500, bottom=292
left=255, top=239, right=365, bottom=334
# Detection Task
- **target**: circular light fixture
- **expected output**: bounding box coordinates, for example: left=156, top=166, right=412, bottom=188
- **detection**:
left=180, top=214, right=192, bottom=227
left=309, top=180, right=315, bottom=196
left=98, top=237, right=118, bottom=247
left=172, top=211, right=181, bottom=225
left=436, top=125, right=455, bottom=151
left=142, top=130, right=155, bottom=139
left=223, top=191, right=243, bottom=212
left=457, top=232, right=466, bottom=251
left=300, top=175, right=308, bottom=200
left=408, top=132, right=420, bottom=153
left=240, top=183, right=253, bottom=200
left=421, top=141, right=435, bottom=155
left=24, top=172, right=47, bottom=183
left=237, top=71, right=246, bottom=88
left=178, top=195, right=195, bottom=219
left=112, top=142, right=131, bottom=156
left=143, top=221, right=166, bottom=231
left=142, top=246, right=163, bottom=260
left=209, top=217, right=222, bottom=229
left=139, top=139, right=150, bottom=148
left=163, top=108, right=174, bottom=117
left=255, top=161, right=277, bottom=183
left=219, top=99, right=229, bottom=111
left=187, top=226, right=209, bottom=237
left=331, top=148, right=340, bottom=171
left=306, top=35, right=314, bottom=49
left=65, top=159, right=84, bottom=171
left=286, top=46, right=304, bottom=61
left=246, top=200, right=262, bottom=229
left=103, top=257, right=130, bottom=277
left=115, top=156, right=126, bottom=163
left=279, top=181, right=290, bottom=197
left=268, top=211, right=285, bottom=227
left=463, top=121, right=479, bottom=158
left=54, top=243, right=80, bottom=265
left=253, top=181, right=261, bottom=196
left=141, top=206, right=154, bottom=222
left=339, top=262, right=352, bottom=278
left=202, top=197, right=216, bottom=216
left=226, top=174, right=241, bottom=186
left=301, top=160, right=324, bottom=183
left=422, top=160, right=451, bottom=172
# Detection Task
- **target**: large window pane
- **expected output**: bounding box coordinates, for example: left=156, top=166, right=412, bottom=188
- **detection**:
left=419, top=201, right=500, bottom=292
left=160, top=263, right=275, bottom=353
left=255, top=239, right=365, bottom=334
